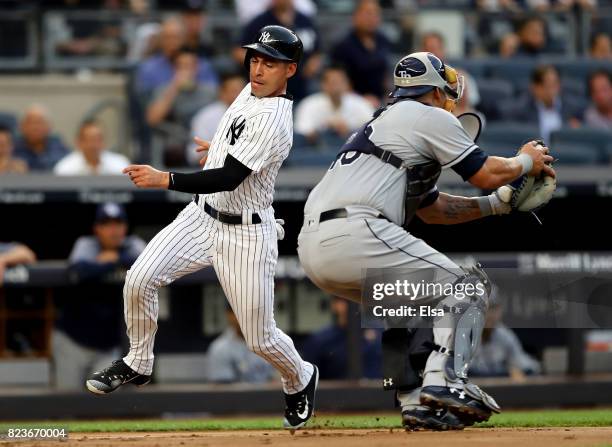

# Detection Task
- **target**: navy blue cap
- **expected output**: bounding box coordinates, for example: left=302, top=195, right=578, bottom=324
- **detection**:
left=95, top=202, right=127, bottom=223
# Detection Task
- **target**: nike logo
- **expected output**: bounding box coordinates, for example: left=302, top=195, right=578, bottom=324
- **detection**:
left=297, top=397, right=309, bottom=420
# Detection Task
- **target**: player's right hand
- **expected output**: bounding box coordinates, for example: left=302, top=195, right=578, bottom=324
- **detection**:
left=518, top=140, right=555, bottom=178
left=194, top=136, right=210, bottom=167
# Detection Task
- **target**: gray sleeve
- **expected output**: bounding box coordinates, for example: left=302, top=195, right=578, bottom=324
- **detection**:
left=124, top=236, right=146, bottom=258
left=0, top=242, right=18, bottom=254
left=413, top=108, right=478, bottom=168
left=68, top=237, right=99, bottom=263
left=498, top=327, right=542, bottom=374
left=205, top=336, right=238, bottom=382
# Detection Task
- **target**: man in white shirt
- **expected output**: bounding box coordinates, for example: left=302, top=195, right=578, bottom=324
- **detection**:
left=54, top=121, right=130, bottom=176
left=295, top=65, right=374, bottom=144
left=186, top=72, right=246, bottom=165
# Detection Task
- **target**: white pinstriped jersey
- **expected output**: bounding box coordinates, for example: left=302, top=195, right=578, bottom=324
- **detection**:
left=198, top=84, right=294, bottom=215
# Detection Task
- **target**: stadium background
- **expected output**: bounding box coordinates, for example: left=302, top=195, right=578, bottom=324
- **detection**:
left=1, top=0, right=612, bottom=434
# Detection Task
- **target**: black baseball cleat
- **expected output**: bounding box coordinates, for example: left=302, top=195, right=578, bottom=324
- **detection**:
left=402, top=407, right=465, bottom=431
left=420, top=385, right=492, bottom=422
left=85, top=359, right=151, bottom=395
left=283, top=365, right=319, bottom=431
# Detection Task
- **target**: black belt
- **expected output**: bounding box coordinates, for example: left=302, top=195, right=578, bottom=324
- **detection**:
left=203, top=201, right=261, bottom=225
left=319, top=208, right=389, bottom=223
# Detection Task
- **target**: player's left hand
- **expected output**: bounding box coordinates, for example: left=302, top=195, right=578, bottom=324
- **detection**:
left=123, top=164, right=170, bottom=189
left=275, top=219, right=285, bottom=240
left=194, top=136, right=210, bottom=167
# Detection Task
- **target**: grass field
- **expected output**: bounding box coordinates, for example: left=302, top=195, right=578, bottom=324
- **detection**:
left=1, top=408, right=611, bottom=432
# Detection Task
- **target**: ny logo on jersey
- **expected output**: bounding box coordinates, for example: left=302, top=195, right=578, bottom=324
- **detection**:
left=259, top=31, right=272, bottom=43
left=226, top=116, right=246, bottom=145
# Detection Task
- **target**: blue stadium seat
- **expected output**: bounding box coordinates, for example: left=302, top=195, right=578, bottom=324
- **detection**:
left=0, top=111, right=17, bottom=135
left=478, top=123, right=541, bottom=157
left=550, top=128, right=611, bottom=164
left=476, top=78, right=514, bottom=121
left=285, top=148, right=337, bottom=167
left=548, top=141, right=601, bottom=165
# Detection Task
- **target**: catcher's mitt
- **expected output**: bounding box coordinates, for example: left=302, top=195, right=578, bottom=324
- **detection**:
left=495, top=140, right=557, bottom=213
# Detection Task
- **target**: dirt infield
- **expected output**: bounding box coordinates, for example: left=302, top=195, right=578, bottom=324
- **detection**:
left=2, top=428, right=612, bottom=447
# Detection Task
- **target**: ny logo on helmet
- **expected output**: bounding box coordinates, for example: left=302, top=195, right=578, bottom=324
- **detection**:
left=259, top=31, right=272, bottom=43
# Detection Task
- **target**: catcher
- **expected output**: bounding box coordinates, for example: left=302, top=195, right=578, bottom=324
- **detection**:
left=297, top=52, right=556, bottom=430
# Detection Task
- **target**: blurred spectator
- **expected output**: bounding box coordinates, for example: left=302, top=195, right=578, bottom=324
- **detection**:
left=584, top=70, right=612, bottom=130
left=181, top=0, right=214, bottom=58
left=205, top=304, right=276, bottom=383
left=13, top=105, right=70, bottom=171
left=590, top=33, right=612, bottom=60
left=136, top=17, right=218, bottom=96
left=514, top=16, right=548, bottom=57
left=187, top=72, right=246, bottom=165
left=508, top=65, right=583, bottom=143
left=419, top=31, right=481, bottom=110
left=234, top=0, right=317, bottom=24
left=302, top=297, right=382, bottom=380
left=476, top=0, right=521, bottom=12
left=0, top=242, right=36, bottom=285
left=295, top=65, right=374, bottom=146
left=54, top=0, right=126, bottom=58
left=470, top=301, right=541, bottom=379
left=68, top=203, right=145, bottom=281
left=330, top=0, right=390, bottom=105
left=54, top=121, right=130, bottom=175
left=0, top=125, right=28, bottom=174
left=53, top=202, right=145, bottom=390
left=146, top=46, right=217, bottom=165
left=499, top=32, right=519, bottom=58
left=235, top=0, right=322, bottom=101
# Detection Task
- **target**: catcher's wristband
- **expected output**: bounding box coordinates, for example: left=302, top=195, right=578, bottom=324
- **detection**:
left=516, top=153, right=533, bottom=176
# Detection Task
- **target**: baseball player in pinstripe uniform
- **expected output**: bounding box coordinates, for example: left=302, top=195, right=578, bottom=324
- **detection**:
left=86, top=25, right=319, bottom=430
left=297, top=52, right=554, bottom=430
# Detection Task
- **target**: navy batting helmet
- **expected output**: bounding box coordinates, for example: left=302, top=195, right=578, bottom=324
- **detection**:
left=242, top=25, right=303, bottom=70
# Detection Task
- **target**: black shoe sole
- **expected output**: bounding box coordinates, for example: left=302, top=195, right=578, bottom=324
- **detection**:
left=402, top=414, right=464, bottom=431
left=420, top=391, right=491, bottom=422
left=283, top=366, right=319, bottom=430
left=85, top=376, right=151, bottom=395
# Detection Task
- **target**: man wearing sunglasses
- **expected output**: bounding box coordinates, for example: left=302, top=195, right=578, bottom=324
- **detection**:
left=297, top=52, right=554, bottom=430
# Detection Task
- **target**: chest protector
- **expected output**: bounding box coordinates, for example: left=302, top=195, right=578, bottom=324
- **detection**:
left=336, top=104, right=441, bottom=226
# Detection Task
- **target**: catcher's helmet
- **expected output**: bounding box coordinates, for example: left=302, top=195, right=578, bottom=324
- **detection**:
left=389, top=52, right=463, bottom=103
left=242, top=25, right=303, bottom=69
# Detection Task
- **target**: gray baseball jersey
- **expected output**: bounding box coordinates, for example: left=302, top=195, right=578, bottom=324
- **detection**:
left=298, top=100, right=485, bottom=391
left=303, top=100, right=477, bottom=226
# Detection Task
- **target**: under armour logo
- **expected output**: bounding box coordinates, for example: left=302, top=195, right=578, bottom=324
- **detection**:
left=259, top=31, right=272, bottom=43
left=383, top=378, right=394, bottom=387
left=450, top=387, right=466, bottom=399
left=226, top=116, right=246, bottom=145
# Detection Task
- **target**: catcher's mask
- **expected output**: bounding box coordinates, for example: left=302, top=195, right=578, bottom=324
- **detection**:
left=389, top=52, right=464, bottom=112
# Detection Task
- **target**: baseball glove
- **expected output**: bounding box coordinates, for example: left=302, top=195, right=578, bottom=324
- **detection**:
left=495, top=141, right=557, bottom=213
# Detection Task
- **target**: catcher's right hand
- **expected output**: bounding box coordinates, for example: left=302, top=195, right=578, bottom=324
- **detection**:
left=517, top=140, right=555, bottom=178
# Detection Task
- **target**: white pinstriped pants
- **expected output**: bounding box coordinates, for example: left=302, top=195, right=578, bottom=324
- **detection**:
left=122, top=201, right=314, bottom=394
